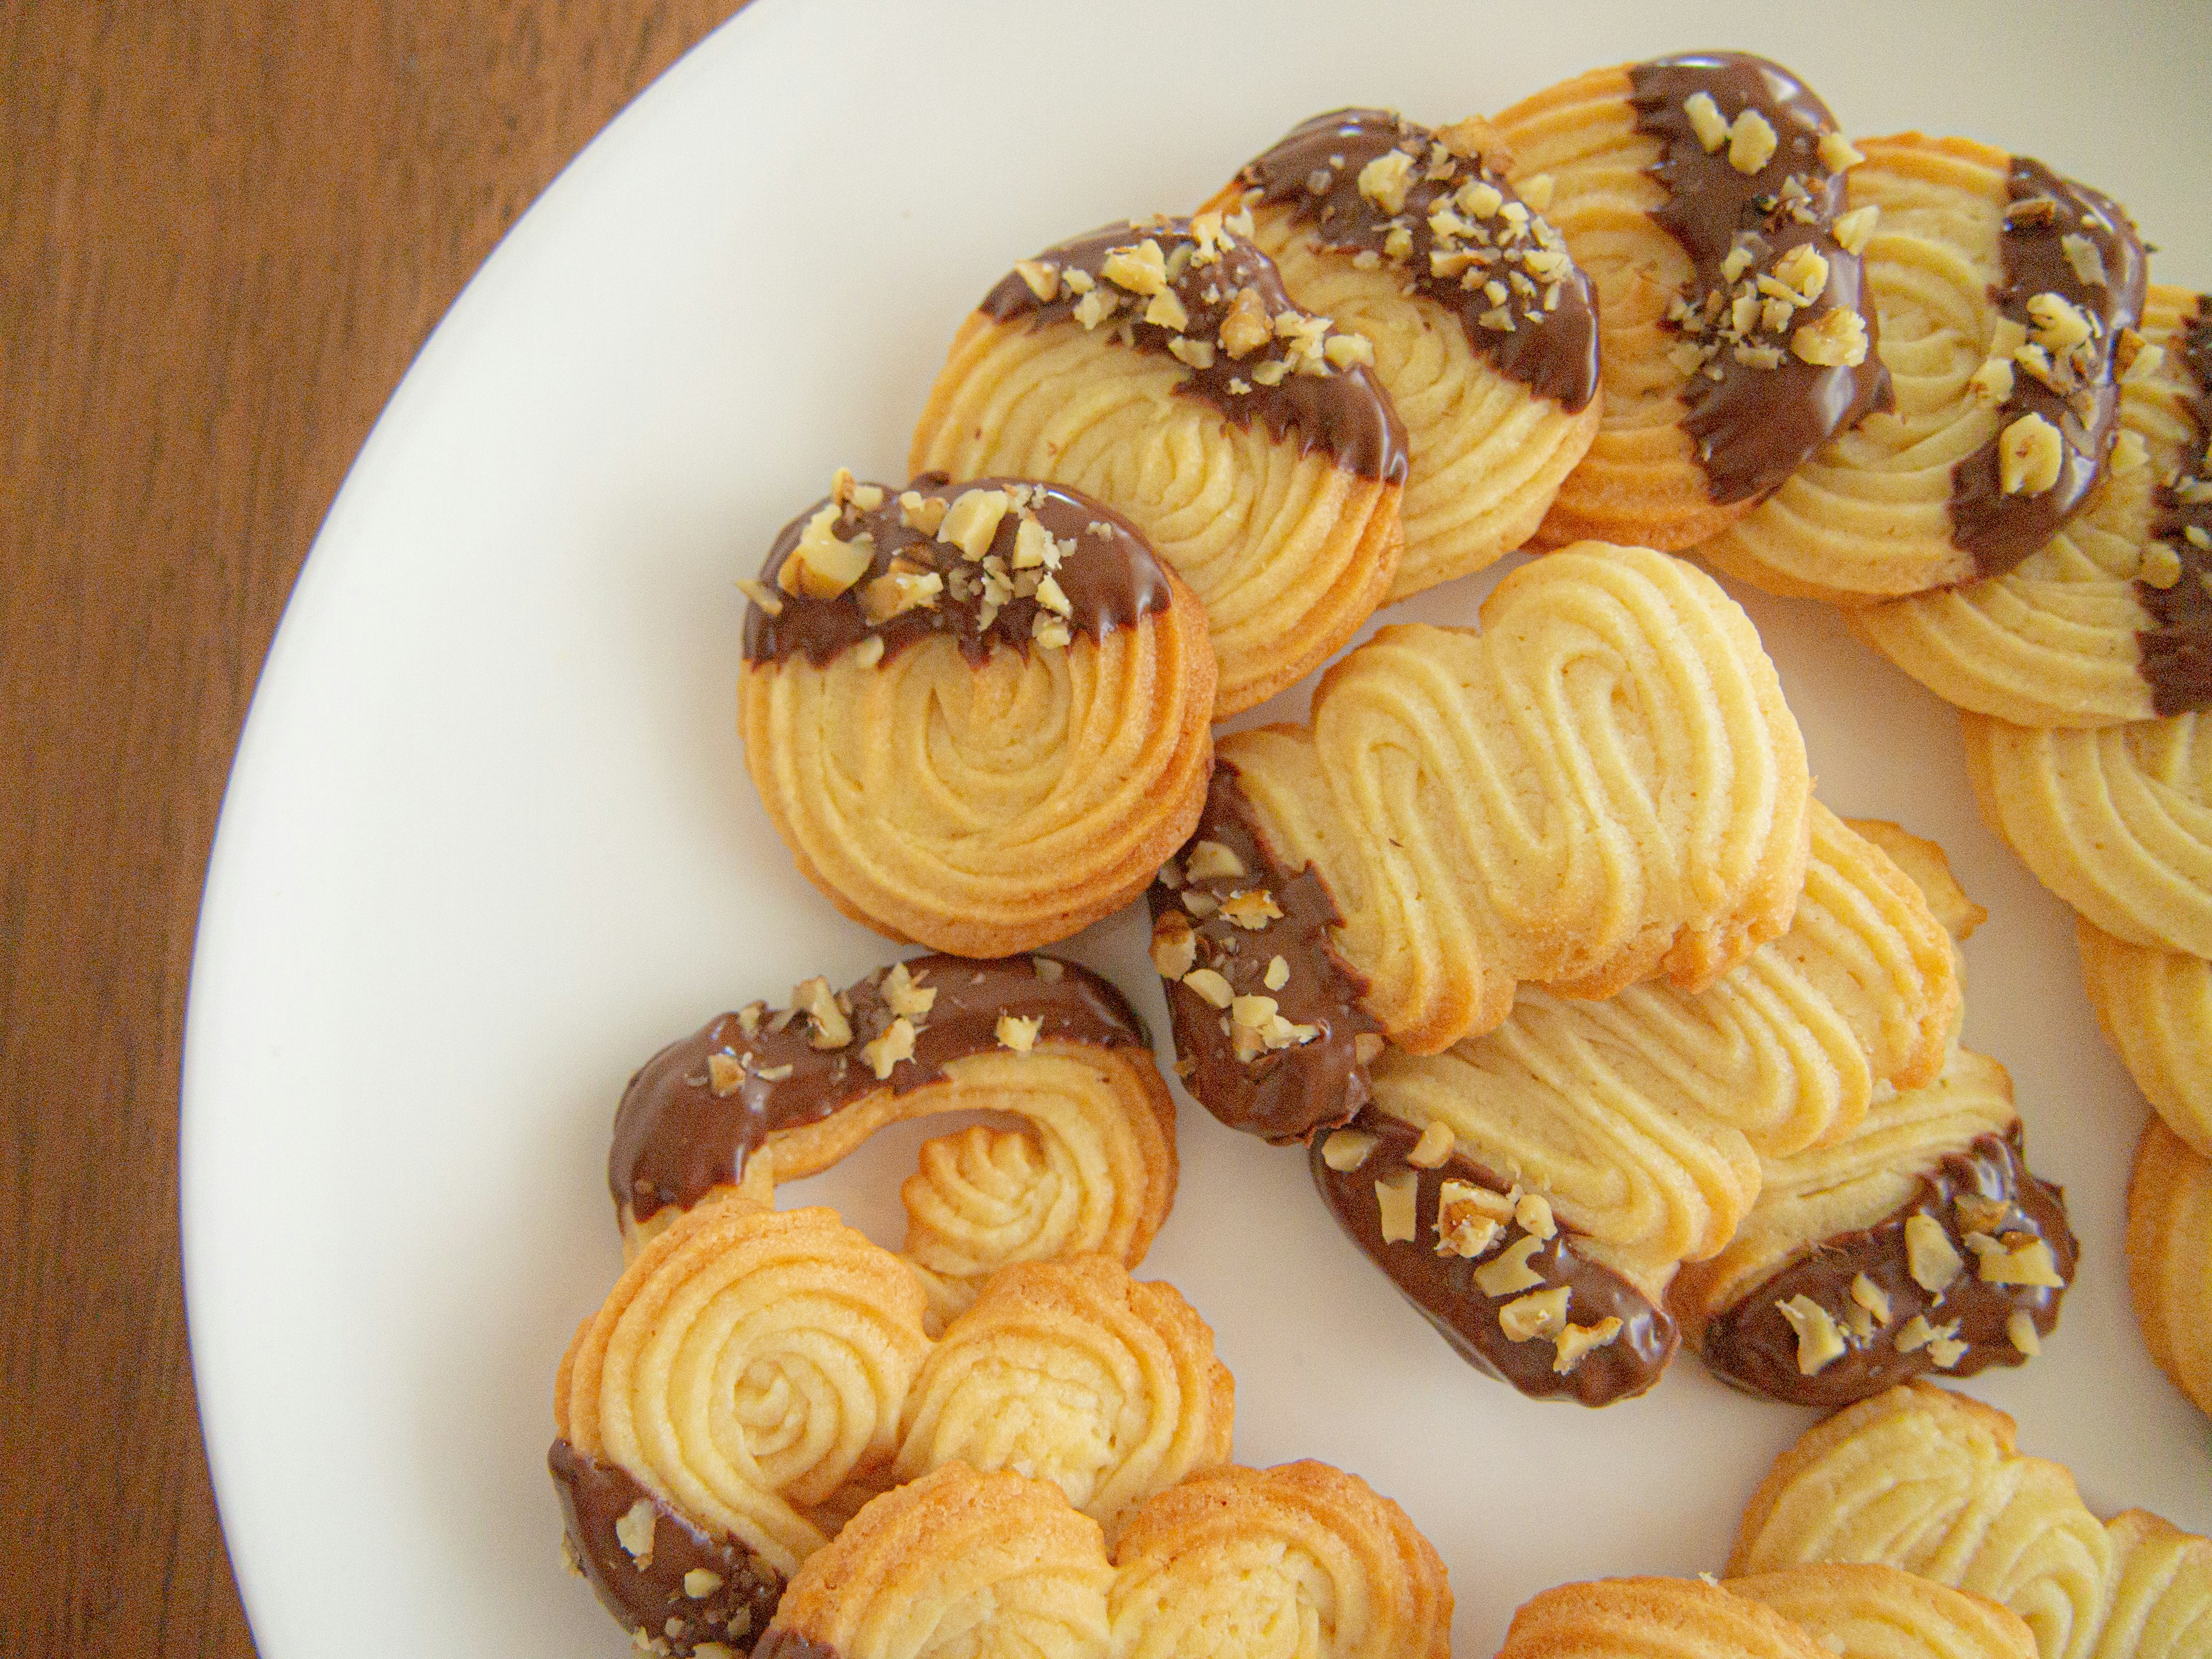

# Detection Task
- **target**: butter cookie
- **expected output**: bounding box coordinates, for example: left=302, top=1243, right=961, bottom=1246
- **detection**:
left=2127, top=1116, right=2212, bottom=1419
left=1498, top=1576, right=1830, bottom=1659
left=1729, top=1564, right=2038, bottom=1659
left=2077, top=919, right=2212, bottom=1158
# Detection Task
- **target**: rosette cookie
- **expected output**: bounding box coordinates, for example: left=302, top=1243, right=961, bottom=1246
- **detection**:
left=1729, top=1565, right=2039, bottom=1659
left=2128, top=1117, right=2212, bottom=1419
left=1149, top=541, right=1809, bottom=1142
left=1490, top=51, right=1888, bottom=551
left=1961, top=708, right=2212, bottom=959
left=1203, top=108, right=1600, bottom=598
left=1850, top=289, right=2210, bottom=725
left=1730, top=1382, right=2212, bottom=1659
left=2079, top=919, right=2212, bottom=1158
left=1703, top=136, right=2146, bottom=603
left=1306, top=805, right=1959, bottom=1405
left=909, top=214, right=1406, bottom=718
left=895, top=1255, right=1234, bottom=1535
left=1498, top=1577, right=1831, bottom=1659
left=551, top=1199, right=934, bottom=1654
left=740, top=474, right=1212, bottom=956
left=1675, top=823, right=2075, bottom=1404
left=611, top=955, right=1176, bottom=1330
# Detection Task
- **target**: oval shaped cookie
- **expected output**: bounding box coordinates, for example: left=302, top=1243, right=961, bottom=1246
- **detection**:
left=1491, top=52, right=1888, bottom=551
left=910, top=214, right=1406, bottom=718
left=1205, top=108, right=1601, bottom=598
left=1703, top=135, right=2147, bottom=601
left=2128, top=1115, right=2212, bottom=1419
left=1729, top=1564, right=2038, bottom=1659
left=741, top=474, right=1213, bottom=956
left=1499, top=1577, right=1832, bottom=1659
left=1850, top=287, right=2210, bottom=725
left=2078, top=918, right=2212, bottom=1158
left=610, top=954, right=1176, bottom=1330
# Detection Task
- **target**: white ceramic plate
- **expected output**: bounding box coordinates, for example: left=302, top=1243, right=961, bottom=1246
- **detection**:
left=183, top=3, right=2212, bottom=1654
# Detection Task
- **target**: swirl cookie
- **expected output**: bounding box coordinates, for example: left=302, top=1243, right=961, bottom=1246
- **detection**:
left=1489, top=52, right=1888, bottom=551
left=1730, top=1382, right=2212, bottom=1659
left=2077, top=920, right=2212, bottom=1158
left=1203, top=108, right=1601, bottom=598
left=1729, top=1565, right=2039, bottom=1659
left=2128, top=1116, right=2212, bottom=1419
left=610, top=955, right=1176, bottom=1329
left=1498, top=1577, right=1831, bottom=1659
left=910, top=214, right=1406, bottom=718
left=754, top=1459, right=1452, bottom=1659
left=740, top=474, right=1213, bottom=955
left=1850, top=289, right=2211, bottom=725
left=895, top=1255, right=1234, bottom=1535
left=1306, top=804, right=1960, bottom=1405
left=552, top=1199, right=934, bottom=1652
left=1703, top=136, right=2147, bottom=603
left=1961, top=707, right=2212, bottom=957
left=1149, top=541, right=1809, bottom=1143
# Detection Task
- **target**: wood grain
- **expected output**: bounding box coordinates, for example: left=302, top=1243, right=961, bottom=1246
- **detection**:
left=0, top=2, right=741, bottom=1651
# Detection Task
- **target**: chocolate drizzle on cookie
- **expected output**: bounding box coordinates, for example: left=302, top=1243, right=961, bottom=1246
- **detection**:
left=2137, top=297, right=2212, bottom=715
left=550, top=1440, right=786, bottom=1657
left=610, top=955, right=1149, bottom=1225
left=1699, top=1125, right=2075, bottom=1407
left=981, top=216, right=1408, bottom=483
left=1229, top=108, right=1599, bottom=413
left=1628, top=51, right=1891, bottom=504
left=1309, top=1111, right=1676, bottom=1406
left=741, top=475, right=1173, bottom=668
left=1951, top=158, right=2147, bottom=576
left=1148, top=761, right=1381, bottom=1145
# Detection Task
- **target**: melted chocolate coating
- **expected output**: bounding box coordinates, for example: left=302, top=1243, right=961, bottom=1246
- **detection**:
left=1310, top=1112, right=1676, bottom=1406
left=2137, top=297, right=2212, bottom=715
left=1699, top=1126, right=2075, bottom=1407
left=550, top=1439, right=785, bottom=1656
left=1231, top=108, right=1599, bottom=413
left=1149, top=761, right=1380, bottom=1145
left=1627, top=52, right=1891, bottom=503
left=753, top=1635, right=841, bottom=1659
left=741, top=476, right=1172, bottom=668
left=610, top=954, right=1149, bottom=1225
left=1952, top=158, right=2147, bottom=575
left=981, top=217, right=1408, bottom=482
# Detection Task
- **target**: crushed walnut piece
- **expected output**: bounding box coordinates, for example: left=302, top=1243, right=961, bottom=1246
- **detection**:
left=1776, top=1294, right=1845, bottom=1376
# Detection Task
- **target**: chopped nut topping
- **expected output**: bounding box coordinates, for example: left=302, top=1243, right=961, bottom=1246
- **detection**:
left=1154, top=857, right=1184, bottom=889
left=1817, top=131, right=1865, bottom=172
left=994, top=1013, right=1041, bottom=1055
left=1263, top=954, right=1290, bottom=991
left=1953, top=1193, right=2010, bottom=1233
left=1894, top=1313, right=1939, bottom=1353
left=938, top=488, right=1010, bottom=560
left=1357, top=148, right=1415, bottom=214
left=1100, top=237, right=1168, bottom=296
left=1145, top=289, right=1191, bottom=331
left=1499, top=1285, right=1571, bottom=1342
left=1014, top=259, right=1060, bottom=302
left=736, top=577, right=785, bottom=616
left=1472, top=1234, right=1547, bottom=1297
left=1905, top=1213, right=1964, bottom=1293
left=1772, top=244, right=1831, bottom=304
left=1777, top=1295, right=1846, bottom=1375
left=1324, top=332, right=1376, bottom=369
left=1435, top=1188, right=1502, bottom=1259
left=1726, top=109, right=1778, bottom=175
left=793, top=976, right=852, bottom=1049
left=685, top=1569, right=724, bottom=1599
left=1035, top=572, right=1072, bottom=618
left=1406, top=1119, right=1456, bottom=1168
left=1354, top=1033, right=1387, bottom=1066
left=1167, top=335, right=1217, bottom=370
left=755, top=1063, right=793, bottom=1082
left=850, top=635, right=885, bottom=668
left=2000, top=412, right=2066, bottom=495
left=615, top=1499, right=657, bottom=1566
left=1219, top=286, right=1273, bottom=358
left=1964, top=1232, right=2065, bottom=1287
left=1968, top=357, right=2016, bottom=406
left=1849, top=1272, right=1892, bottom=1327
left=1440, top=1179, right=1515, bottom=1221
left=1181, top=888, right=1221, bottom=919
left=2109, top=430, right=2149, bottom=475
left=736, top=1002, right=764, bottom=1039
left=2117, top=331, right=2164, bottom=382
left=1182, top=839, right=1246, bottom=881
left=2059, top=233, right=2109, bottom=290
left=2027, top=290, right=2095, bottom=352
left=1180, top=967, right=1233, bottom=1009
left=859, top=566, right=944, bottom=624
left=1832, top=204, right=1880, bottom=256
left=1150, top=911, right=1198, bottom=980
left=882, top=961, right=935, bottom=1020
left=779, top=505, right=874, bottom=599
left=706, top=1052, right=743, bottom=1097
left=1030, top=956, right=1063, bottom=983
left=1376, top=1171, right=1419, bottom=1243
left=1927, top=1328, right=1969, bottom=1369
left=1552, top=1316, right=1624, bottom=1374
left=1683, top=91, right=1729, bottom=153
left=898, top=491, right=949, bottom=535
left=1072, top=286, right=1119, bottom=331
left=2008, top=1309, right=2042, bottom=1356
left=862, top=1016, right=917, bottom=1078
left=1321, top=1128, right=1377, bottom=1172
left=1791, top=306, right=1868, bottom=368
left=2142, top=541, right=2184, bottom=588
left=1382, top=225, right=1414, bottom=263
left=1514, top=1193, right=1557, bottom=1241
left=1219, top=889, right=1285, bottom=930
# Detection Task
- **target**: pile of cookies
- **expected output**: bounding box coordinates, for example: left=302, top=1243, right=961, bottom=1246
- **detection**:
left=545, top=41, right=2211, bottom=1659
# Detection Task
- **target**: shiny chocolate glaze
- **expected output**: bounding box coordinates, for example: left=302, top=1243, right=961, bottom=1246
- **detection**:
left=1698, top=1125, right=2075, bottom=1407
left=1149, top=761, right=1380, bottom=1144
left=980, top=216, right=1408, bottom=482
left=611, top=955, right=1149, bottom=1225
left=753, top=1634, right=840, bottom=1659
left=550, top=1439, right=785, bottom=1656
left=741, top=476, right=1172, bottom=668
left=2137, top=297, right=2212, bottom=714
left=1310, top=1112, right=1676, bottom=1406
left=1627, top=51, right=1891, bottom=504
left=1952, top=158, right=2146, bottom=575
left=1230, top=108, right=1599, bottom=412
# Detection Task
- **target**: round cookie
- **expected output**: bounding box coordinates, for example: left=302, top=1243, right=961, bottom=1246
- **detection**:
left=2127, top=1115, right=2212, bottom=1419
left=1490, top=51, right=1888, bottom=552
left=2077, top=918, right=2212, bottom=1158
left=610, top=954, right=1177, bottom=1330
left=1205, top=108, right=1601, bottom=599
left=909, top=214, right=1406, bottom=718
left=1729, top=1565, right=2038, bottom=1659
left=740, top=474, right=1213, bottom=956
left=1498, top=1576, right=1831, bottom=1659
left=1703, top=134, right=2147, bottom=603
left=1960, top=706, right=2212, bottom=957
left=1850, top=288, right=2210, bottom=725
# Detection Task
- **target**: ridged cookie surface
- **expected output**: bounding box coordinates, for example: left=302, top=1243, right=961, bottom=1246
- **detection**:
left=1207, top=108, right=1601, bottom=598
left=1493, top=53, right=1887, bottom=551
left=2077, top=919, right=2212, bottom=1157
left=911, top=214, right=1406, bottom=718
left=1703, top=135, right=2146, bottom=602
left=1729, top=1564, right=2038, bottom=1659
left=2127, top=1117, right=2212, bottom=1419
left=1498, top=1575, right=1832, bottom=1659
left=740, top=475, right=1213, bottom=955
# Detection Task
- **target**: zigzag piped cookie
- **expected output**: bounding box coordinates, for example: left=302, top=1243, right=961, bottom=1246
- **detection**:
left=2077, top=919, right=2212, bottom=1159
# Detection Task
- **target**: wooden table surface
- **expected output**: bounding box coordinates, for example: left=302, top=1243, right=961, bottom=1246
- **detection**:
left=0, top=3, right=743, bottom=1649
